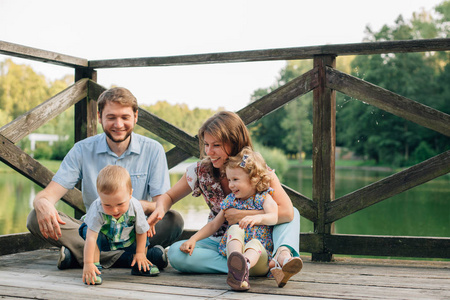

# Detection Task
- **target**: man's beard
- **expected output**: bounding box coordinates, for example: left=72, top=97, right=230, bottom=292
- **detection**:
left=104, top=129, right=132, bottom=143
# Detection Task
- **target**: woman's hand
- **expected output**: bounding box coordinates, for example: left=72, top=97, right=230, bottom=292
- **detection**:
left=180, top=239, right=196, bottom=256
left=146, top=205, right=166, bottom=237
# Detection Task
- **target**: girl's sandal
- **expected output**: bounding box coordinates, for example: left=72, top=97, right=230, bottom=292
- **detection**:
left=270, top=249, right=303, bottom=288
left=227, top=252, right=250, bottom=291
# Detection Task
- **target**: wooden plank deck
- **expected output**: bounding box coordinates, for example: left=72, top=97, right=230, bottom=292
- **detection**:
left=0, top=248, right=448, bottom=299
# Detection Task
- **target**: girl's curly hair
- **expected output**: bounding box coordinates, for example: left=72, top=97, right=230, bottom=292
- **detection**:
left=226, top=147, right=271, bottom=193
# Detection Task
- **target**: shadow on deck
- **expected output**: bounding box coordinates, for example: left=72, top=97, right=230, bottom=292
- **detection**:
left=0, top=248, right=448, bottom=299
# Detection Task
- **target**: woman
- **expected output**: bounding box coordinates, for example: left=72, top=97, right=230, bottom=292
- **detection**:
left=148, top=111, right=302, bottom=287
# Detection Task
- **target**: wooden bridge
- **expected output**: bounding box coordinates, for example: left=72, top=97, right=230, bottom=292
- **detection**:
left=0, top=39, right=449, bottom=298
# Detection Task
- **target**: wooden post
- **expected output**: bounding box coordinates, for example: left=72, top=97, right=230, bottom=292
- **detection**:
left=74, top=68, right=97, bottom=142
left=74, top=67, right=97, bottom=218
left=312, top=55, right=336, bottom=262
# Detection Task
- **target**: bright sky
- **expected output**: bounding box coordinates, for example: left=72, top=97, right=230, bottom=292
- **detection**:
left=0, top=0, right=443, bottom=111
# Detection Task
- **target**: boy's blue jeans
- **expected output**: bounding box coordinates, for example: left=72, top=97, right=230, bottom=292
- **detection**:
left=78, top=222, right=149, bottom=255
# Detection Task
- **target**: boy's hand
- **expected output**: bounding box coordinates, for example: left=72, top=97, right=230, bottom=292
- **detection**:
left=180, top=239, right=196, bottom=256
left=131, top=252, right=152, bottom=272
left=82, top=263, right=101, bottom=285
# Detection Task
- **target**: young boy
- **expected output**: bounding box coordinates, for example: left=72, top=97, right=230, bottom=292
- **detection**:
left=79, top=165, right=159, bottom=285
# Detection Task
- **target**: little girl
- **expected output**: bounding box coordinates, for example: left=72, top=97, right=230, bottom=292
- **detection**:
left=180, top=147, right=278, bottom=291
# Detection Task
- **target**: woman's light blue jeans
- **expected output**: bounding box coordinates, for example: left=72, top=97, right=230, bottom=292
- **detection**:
left=168, top=208, right=300, bottom=273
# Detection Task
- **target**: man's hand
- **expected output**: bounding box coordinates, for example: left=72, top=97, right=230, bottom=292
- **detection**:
left=34, top=198, right=66, bottom=240
left=32, top=181, right=68, bottom=240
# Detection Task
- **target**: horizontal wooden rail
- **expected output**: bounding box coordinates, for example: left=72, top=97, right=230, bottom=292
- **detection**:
left=326, top=67, right=450, bottom=137
left=0, top=41, right=88, bottom=68
left=0, top=233, right=52, bottom=256
left=326, top=150, right=450, bottom=223
left=177, top=231, right=449, bottom=259
left=325, top=234, right=450, bottom=259
left=89, top=39, right=450, bottom=69
left=0, top=79, right=89, bottom=144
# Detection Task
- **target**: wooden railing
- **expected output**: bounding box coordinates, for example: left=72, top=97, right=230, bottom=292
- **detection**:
left=0, top=39, right=449, bottom=260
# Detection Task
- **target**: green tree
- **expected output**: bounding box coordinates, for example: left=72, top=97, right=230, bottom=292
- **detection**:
left=250, top=56, right=354, bottom=160
left=0, top=59, right=49, bottom=119
left=0, top=59, right=73, bottom=157
left=336, top=1, right=450, bottom=166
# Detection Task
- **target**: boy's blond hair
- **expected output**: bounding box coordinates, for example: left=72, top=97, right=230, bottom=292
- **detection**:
left=96, top=165, right=132, bottom=195
left=226, top=147, right=271, bottom=193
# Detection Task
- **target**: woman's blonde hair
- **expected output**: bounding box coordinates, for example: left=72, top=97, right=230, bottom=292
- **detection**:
left=96, top=165, right=132, bottom=195
left=198, top=111, right=253, bottom=178
left=226, top=147, right=271, bottom=193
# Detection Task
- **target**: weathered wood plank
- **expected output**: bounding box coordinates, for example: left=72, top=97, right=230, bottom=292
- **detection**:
left=237, top=68, right=318, bottom=123
left=75, top=70, right=97, bottom=142
left=88, top=80, right=107, bottom=100
left=0, top=273, right=227, bottom=300
left=0, top=41, right=88, bottom=68
left=1, top=249, right=449, bottom=300
left=0, top=133, right=84, bottom=213
left=0, top=79, right=89, bottom=144
left=89, top=38, right=450, bottom=68
left=312, top=55, right=336, bottom=262
left=165, top=147, right=194, bottom=169
left=283, top=185, right=317, bottom=223
left=325, top=234, right=450, bottom=259
left=0, top=233, right=51, bottom=256
left=326, top=67, right=450, bottom=136
left=138, top=108, right=200, bottom=157
left=326, top=150, right=450, bottom=223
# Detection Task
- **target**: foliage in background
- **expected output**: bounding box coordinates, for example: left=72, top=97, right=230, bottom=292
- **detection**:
left=337, top=1, right=450, bottom=166
left=249, top=56, right=354, bottom=161
left=0, top=59, right=75, bottom=158
left=137, top=101, right=220, bottom=152
left=249, top=1, right=450, bottom=167
left=253, top=142, right=289, bottom=180
left=1, top=1, right=448, bottom=168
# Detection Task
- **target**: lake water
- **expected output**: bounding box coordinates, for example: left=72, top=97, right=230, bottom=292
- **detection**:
left=1, top=165, right=449, bottom=238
